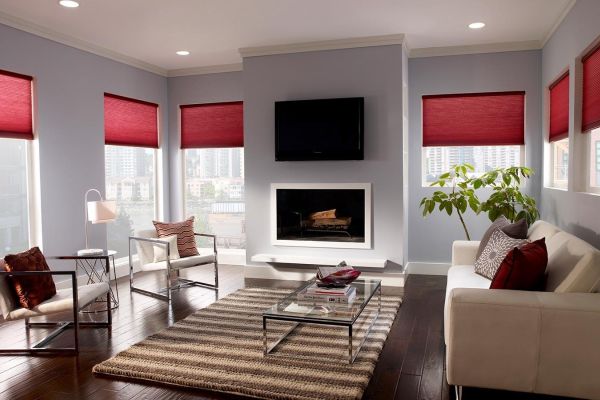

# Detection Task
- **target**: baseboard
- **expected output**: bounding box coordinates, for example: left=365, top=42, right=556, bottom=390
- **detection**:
left=405, top=262, right=451, bottom=276
left=244, top=264, right=406, bottom=287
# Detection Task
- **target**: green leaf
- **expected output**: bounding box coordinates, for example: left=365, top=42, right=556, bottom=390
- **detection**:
left=439, top=172, right=451, bottom=179
left=445, top=203, right=453, bottom=216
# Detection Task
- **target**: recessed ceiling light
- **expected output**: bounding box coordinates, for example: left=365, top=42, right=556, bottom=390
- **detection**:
left=59, top=0, right=79, bottom=8
left=468, top=22, right=486, bottom=29
left=176, top=50, right=190, bottom=56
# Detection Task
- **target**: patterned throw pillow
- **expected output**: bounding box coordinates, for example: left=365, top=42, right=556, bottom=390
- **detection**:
left=474, top=230, right=528, bottom=280
left=153, top=217, right=199, bottom=258
left=4, top=247, right=57, bottom=309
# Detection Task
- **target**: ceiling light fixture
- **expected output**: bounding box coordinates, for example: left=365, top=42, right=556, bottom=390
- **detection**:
left=176, top=50, right=190, bottom=56
left=468, top=22, right=486, bottom=29
left=59, top=0, right=80, bottom=8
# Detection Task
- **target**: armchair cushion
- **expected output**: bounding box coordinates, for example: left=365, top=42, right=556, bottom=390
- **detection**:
left=152, top=234, right=180, bottom=263
left=6, top=282, right=109, bottom=321
left=4, top=247, right=56, bottom=309
left=0, top=259, right=16, bottom=319
left=153, top=217, right=199, bottom=257
left=140, top=253, right=216, bottom=272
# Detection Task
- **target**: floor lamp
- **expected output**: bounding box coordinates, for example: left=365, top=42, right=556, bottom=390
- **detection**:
left=78, top=189, right=117, bottom=256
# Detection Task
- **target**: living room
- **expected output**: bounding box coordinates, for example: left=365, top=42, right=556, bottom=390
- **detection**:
left=0, top=0, right=599, bottom=399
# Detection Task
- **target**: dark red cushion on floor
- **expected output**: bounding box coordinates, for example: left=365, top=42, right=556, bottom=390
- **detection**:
left=490, top=238, right=548, bottom=291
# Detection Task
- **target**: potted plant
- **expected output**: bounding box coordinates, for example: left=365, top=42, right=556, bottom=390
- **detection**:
left=420, top=163, right=539, bottom=240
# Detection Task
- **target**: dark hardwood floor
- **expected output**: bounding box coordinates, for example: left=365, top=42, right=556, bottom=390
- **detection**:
left=0, top=267, right=572, bottom=400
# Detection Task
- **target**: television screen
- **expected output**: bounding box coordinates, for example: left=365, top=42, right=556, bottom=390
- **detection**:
left=275, top=97, right=364, bottom=161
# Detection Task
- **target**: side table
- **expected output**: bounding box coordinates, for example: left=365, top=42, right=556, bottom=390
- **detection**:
left=49, top=250, right=119, bottom=311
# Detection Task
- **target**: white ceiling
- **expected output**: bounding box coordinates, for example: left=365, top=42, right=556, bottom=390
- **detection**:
left=0, top=0, right=574, bottom=75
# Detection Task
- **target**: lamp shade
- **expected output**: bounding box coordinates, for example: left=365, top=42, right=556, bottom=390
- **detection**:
left=87, top=200, right=116, bottom=224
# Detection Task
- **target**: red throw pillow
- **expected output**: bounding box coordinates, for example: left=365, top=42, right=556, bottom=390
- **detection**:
left=4, top=247, right=57, bottom=309
left=490, top=238, right=548, bottom=290
left=153, top=217, right=199, bottom=258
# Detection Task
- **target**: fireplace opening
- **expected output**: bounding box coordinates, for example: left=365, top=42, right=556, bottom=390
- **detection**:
left=276, top=188, right=366, bottom=243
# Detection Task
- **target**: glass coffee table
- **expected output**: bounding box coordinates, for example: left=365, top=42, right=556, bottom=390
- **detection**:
left=263, top=278, right=382, bottom=364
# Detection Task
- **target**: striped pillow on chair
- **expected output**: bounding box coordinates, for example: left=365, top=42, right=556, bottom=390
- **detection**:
left=153, top=217, right=199, bottom=258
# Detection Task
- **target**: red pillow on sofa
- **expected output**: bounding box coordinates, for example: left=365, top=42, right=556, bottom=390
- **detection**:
left=4, top=247, right=57, bottom=309
left=490, top=238, right=548, bottom=291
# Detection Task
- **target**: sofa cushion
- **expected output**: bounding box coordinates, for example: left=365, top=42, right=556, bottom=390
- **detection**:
left=475, top=230, right=528, bottom=280
left=491, top=238, right=548, bottom=290
left=4, top=247, right=57, bottom=309
left=0, top=259, right=16, bottom=319
left=545, top=232, right=600, bottom=293
left=476, top=216, right=509, bottom=259
left=153, top=217, right=199, bottom=258
left=502, top=218, right=528, bottom=239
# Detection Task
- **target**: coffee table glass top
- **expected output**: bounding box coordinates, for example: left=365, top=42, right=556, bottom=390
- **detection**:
left=263, top=278, right=382, bottom=323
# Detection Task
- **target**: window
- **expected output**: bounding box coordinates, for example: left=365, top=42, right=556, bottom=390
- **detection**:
left=424, top=145, right=521, bottom=184
left=588, top=128, right=600, bottom=191
left=184, top=148, right=245, bottom=249
left=104, top=93, right=159, bottom=255
left=551, top=138, right=569, bottom=189
left=422, top=92, right=525, bottom=183
left=105, top=146, right=156, bottom=254
left=0, top=69, right=34, bottom=257
left=180, top=102, right=245, bottom=250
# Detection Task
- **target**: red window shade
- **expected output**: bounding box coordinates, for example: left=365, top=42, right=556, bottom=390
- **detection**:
left=549, top=72, right=570, bottom=142
left=582, top=44, right=600, bottom=133
left=422, top=92, right=525, bottom=147
left=180, top=101, right=243, bottom=149
left=0, top=69, right=33, bottom=140
left=104, top=93, right=158, bottom=148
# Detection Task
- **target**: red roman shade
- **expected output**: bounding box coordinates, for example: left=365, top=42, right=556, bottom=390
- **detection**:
left=180, top=101, right=243, bottom=149
left=422, top=91, right=525, bottom=147
left=104, top=93, right=159, bottom=148
left=582, top=44, right=600, bottom=133
left=0, top=69, right=33, bottom=140
left=549, top=72, right=570, bottom=142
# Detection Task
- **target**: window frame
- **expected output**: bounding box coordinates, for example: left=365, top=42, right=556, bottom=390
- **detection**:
left=584, top=128, right=600, bottom=195
left=548, top=138, right=569, bottom=190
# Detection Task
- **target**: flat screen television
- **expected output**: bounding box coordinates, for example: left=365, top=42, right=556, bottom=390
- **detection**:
left=275, top=97, right=364, bottom=161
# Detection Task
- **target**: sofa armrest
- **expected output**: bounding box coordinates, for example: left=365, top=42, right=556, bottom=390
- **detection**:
left=451, top=240, right=480, bottom=266
left=446, top=288, right=600, bottom=399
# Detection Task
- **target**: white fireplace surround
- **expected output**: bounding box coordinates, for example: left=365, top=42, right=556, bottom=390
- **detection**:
left=270, top=182, right=372, bottom=249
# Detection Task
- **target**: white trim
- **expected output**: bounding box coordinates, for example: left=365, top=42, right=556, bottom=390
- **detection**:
left=270, top=183, right=372, bottom=249
left=404, top=262, right=450, bottom=275
left=540, top=0, right=577, bottom=48
left=167, top=63, right=243, bottom=77
left=0, top=11, right=167, bottom=76
left=250, top=254, right=386, bottom=269
left=239, top=34, right=404, bottom=58
left=243, top=264, right=406, bottom=287
left=408, top=40, right=541, bottom=58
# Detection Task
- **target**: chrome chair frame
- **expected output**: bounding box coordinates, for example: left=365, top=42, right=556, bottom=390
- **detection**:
left=128, top=233, right=218, bottom=302
left=0, top=270, right=112, bottom=355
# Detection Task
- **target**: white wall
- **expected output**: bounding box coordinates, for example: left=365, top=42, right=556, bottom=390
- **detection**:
left=407, top=51, right=543, bottom=269
left=242, top=45, right=405, bottom=269
left=167, top=72, right=244, bottom=220
left=541, top=0, right=600, bottom=249
left=0, top=23, right=169, bottom=265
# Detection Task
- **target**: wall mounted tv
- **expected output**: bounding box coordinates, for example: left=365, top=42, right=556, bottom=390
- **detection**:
left=275, top=97, right=364, bottom=161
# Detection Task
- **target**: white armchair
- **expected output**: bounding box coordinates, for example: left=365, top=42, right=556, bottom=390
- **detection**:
left=128, top=229, right=218, bottom=301
left=0, top=269, right=111, bottom=355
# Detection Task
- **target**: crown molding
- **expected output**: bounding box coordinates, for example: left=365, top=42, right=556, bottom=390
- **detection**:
left=0, top=11, right=168, bottom=76
left=239, top=34, right=405, bottom=58
left=540, top=0, right=577, bottom=48
left=167, top=63, right=243, bottom=77
left=408, top=40, right=541, bottom=58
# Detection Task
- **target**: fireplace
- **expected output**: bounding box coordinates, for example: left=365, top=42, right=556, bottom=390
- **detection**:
left=271, top=183, right=371, bottom=249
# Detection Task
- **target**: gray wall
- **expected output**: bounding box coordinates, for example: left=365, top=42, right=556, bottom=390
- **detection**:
left=243, top=45, right=405, bottom=267
left=0, top=23, right=169, bottom=263
left=167, top=72, right=244, bottom=220
left=541, top=0, right=600, bottom=248
left=407, top=51, right=543, bottom=267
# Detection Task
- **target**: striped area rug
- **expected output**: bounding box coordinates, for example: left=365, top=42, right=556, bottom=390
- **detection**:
left=93, top=287, right=402, bottom=400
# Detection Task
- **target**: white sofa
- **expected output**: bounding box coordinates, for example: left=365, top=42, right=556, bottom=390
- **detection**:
left=445, top=220, right=600, bottom=400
